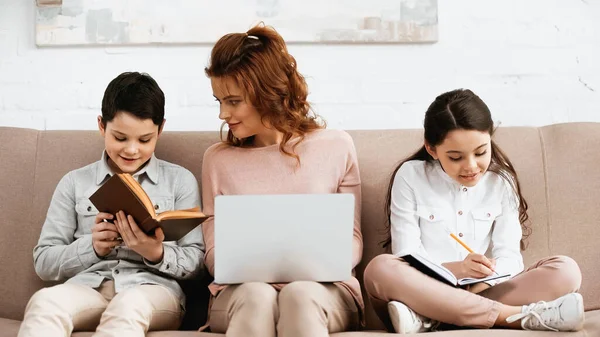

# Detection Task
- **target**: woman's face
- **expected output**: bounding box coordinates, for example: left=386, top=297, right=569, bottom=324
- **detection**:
left=211, top=77, right=266, bottom=140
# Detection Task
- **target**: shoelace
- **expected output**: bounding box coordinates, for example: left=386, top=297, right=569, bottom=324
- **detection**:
left=506, top=301, right=560, bottom=332
left=414, top=311, right=440, bottom=332
left=424, top=320, right=441, bottom=332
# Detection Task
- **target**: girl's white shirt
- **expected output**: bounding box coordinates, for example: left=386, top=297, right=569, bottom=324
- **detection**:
left=390, top=160, right=525, bottom=282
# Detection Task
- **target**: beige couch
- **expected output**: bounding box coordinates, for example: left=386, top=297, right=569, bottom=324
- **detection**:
left=1, top=123, right=599, bottom=336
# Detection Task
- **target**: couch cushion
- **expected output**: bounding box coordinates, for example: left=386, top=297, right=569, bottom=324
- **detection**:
left=0, top=318, right=21, bottom=337
left=0, top=128, right=40, bottom=320
left=541, top=123, right=600, bottom=311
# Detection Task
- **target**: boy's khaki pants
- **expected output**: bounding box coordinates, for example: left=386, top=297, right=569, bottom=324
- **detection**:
left=210, top=281, right=360, bottom=337
left=18, top=280, right=182, bottom=337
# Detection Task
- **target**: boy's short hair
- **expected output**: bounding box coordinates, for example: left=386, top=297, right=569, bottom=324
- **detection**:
left=101, top=72, right=165, bottom=126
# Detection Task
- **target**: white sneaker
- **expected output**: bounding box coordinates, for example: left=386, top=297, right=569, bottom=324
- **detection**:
left=506, top=293, right=585, bottom=331
left=387, top=301, right=437, bottom=334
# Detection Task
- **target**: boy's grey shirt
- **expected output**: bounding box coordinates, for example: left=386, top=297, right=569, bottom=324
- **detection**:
left=33, top=151, right=205, bottom=307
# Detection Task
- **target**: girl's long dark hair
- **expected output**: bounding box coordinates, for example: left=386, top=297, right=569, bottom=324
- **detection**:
left=383, top=89, right=531, bottom=250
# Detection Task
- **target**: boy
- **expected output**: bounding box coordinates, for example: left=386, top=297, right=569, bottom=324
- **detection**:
left=18, top=72, right=205, bottom=337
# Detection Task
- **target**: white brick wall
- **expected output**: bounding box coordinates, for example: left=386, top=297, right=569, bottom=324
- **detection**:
left=1, top=0, right=599, bottom=131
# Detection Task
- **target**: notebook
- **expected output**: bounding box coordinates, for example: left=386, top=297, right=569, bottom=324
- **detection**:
left=401, top=252, right=510, bottom=287
left=213, top=194, right=355, bottom=284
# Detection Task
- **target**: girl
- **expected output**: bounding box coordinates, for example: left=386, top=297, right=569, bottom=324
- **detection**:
left=363, top=89, right=584, bottom=333
left=200, top=24, right=363, bottom=337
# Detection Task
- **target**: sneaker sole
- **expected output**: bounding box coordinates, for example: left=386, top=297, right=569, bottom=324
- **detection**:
left=388, top=301, right=418, bottom=334
left=387, top=302, right=403, bottom=333
left=572, top=293, right=585, bottom=331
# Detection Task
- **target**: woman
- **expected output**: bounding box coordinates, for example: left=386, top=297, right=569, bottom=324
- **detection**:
left=200, top=24, right=364, bottom=337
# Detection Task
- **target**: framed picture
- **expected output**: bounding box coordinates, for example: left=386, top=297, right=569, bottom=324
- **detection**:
left=36, top=0, right=438, bottom=46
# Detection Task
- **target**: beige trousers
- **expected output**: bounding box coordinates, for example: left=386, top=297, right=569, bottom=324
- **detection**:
left=209, top=281, right=359, bottom=337
left=364, top=254, right=582, bottom=331
left=18, top=280, right=183, bottom=337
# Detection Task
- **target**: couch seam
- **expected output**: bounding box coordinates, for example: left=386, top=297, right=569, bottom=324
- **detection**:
left=538, top=127, right=551, bottom=255
left=31, top=130, right=41, bottom=238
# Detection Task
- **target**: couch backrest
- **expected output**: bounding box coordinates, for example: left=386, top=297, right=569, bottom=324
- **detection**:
left=0, top=124, right=598, bottom=330
left=0, top=128, right=41, bottom=321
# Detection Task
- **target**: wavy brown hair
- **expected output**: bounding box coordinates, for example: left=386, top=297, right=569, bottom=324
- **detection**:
left=383, top=89, right=531, bottom=250
left=205, top=23, right=324, bottom=162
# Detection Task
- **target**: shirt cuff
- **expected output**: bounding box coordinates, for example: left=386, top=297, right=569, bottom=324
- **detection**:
left=144, top=244, right=176, bottom=273
left=77, top=235, right=102, bottom=268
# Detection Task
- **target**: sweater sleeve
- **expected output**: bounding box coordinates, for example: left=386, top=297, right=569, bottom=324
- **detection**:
left=201, top=146, right=218, bottom=277
left=336, top=133, right=363, bottom=269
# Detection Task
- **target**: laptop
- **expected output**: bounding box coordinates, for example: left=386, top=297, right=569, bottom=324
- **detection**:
left=214, top=194, right=355, bottom=284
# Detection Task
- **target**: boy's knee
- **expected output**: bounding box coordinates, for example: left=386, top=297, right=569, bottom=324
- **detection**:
left=27, top=287, right=62, bottom=309
left=106, top=287, right=153, bottom=316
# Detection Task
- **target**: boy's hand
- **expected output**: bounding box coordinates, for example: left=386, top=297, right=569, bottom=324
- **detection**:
left=114, top=211, right=165, bottom=263
left=92, top=212, right=121, bottom=257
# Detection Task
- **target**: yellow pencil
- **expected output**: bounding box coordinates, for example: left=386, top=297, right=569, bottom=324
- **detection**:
left=449, top=233, right=474, bottom=253
left=449, top=232, right=498, bottom=275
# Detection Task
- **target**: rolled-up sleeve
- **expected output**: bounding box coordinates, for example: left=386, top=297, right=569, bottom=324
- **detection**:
left=144, top=169, right=205, bottom=280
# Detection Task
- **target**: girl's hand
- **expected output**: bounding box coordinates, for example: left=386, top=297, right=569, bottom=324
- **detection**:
left=114, top=211, right=165, bottom=263
left=461, top=253, right=496, bottom=278
left=443, top=253, right=496, bottom=279
left=92, top=212, right=121, bottom=257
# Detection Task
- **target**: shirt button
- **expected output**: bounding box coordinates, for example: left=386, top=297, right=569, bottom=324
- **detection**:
left=429, top=215, right=434, bottom=220
left=459, top=232, right=464, bottom=237
left=87, top=206, right=92, bottom=211
left=462, top=187, right=468, bottom=192
left=114, top=270, right=120, bottom=274
left=458, top=210, right=463, bottom=216
left=154, top=204, right=159, bottom=210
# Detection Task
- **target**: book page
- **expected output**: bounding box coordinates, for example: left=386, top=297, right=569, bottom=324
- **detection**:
left=119, top=173, right=155, bottom=217
left=155, top=207, right=208, bottom=221
left=409, top=253, right=458, bottom=285
left=457, top=273, right=511, bottom=286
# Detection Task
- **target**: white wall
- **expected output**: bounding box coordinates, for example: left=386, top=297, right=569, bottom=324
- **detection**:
left=1, top=0, right=599, bottom=131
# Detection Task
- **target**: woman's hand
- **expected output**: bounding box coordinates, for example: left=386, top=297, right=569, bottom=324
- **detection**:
left=443, top=253, right=496, bottom=279
left=114, top=211, right=165, bottom=263
left=92, top=212, right=121, bottom=257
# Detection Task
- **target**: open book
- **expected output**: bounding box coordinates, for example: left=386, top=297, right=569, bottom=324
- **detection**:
left=89, top=173, right=209, bottom=241
left=401, top=252, right=510, bottom=287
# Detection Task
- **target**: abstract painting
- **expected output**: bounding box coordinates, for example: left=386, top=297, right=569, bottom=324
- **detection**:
left=36, top=0, right=438, bottom=46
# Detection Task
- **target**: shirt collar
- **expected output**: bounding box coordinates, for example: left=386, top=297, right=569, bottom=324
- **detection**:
left=95, top=151, right=160, bottom=185
left=433, top=160, right=462, bottom=189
